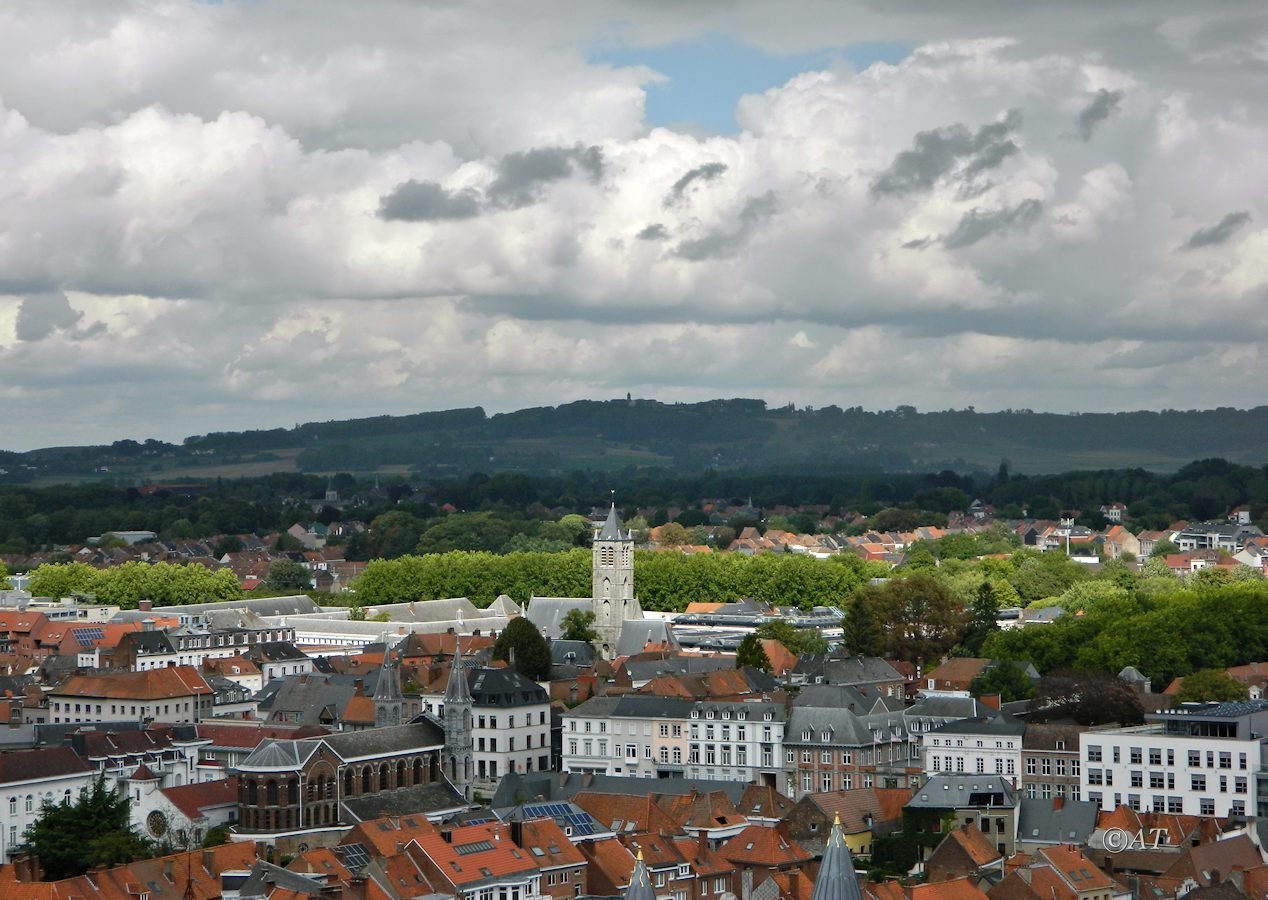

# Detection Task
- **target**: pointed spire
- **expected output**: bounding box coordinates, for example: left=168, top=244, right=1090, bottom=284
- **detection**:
left=810, top=812, right=863, bottom=900
left=373, top=647, right=402, bottom=703
left=624, top=846, right=656, bottom=900
left=444, top=637, right=472, bottom=704
left=597, top=501, right=627, bottom=541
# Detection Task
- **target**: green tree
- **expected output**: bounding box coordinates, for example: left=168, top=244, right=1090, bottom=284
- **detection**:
left=962, top=580, right=1000, bottom=655
left=560, top=609, right=599, bottom=643
left=266, top=558, right=313, bottom=592
left=28, top=561, right=98, bottom=599
left=492, top=617, right=551, bottom=681
left=841, top=594, right=883, bottom=657
left=656, top=522, right=688, bottom=546
left=969, top=660, right=1035, bottom=702
left=0, top=561, right=9, bottom=591
left=23, top=776, right=152, bottom=880
left=864, top=574, right=967, bottom=665
left=1150, top=539, right=1179, bottom=558
left=1176, top=668, right=1247, bottom=703
left=736, top=634, right=772, bottom=672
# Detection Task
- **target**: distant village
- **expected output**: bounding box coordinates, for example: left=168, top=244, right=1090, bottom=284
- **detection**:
left=0, top=498, right=1265, bottom=899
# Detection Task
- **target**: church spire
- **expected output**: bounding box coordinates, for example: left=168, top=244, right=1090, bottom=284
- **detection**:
left=810, top=814, right=863, bottom=900
left=442, top=636, right=474, bottom=802
left=444, top=637, right=472, bottom=705
left=596, top=501, right=627, bottom=541
left=624, top=849, right=656, bottom=900
left=373, top=646, right=404, bottom=726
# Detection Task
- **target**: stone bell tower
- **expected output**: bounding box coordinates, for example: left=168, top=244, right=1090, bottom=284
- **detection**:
left=592, top=503, right=640, bottom=657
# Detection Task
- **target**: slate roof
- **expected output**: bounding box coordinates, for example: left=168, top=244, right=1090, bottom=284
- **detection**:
left=1017, top=799, right=1099, bottom=846
left=468, top=667, right=548, bottom=707
left=624, top=850, right=657, bottom=900
left=550, top=640, right=597, bottom=667
left=0, top=746, right=91, bottom=785
left=615, top=620, right=671, bottom=658
left=152, top=594, right=321, bottom=617
left=908, top=774, right=1017, bottom=810
left=340, top=780, right=468, bottom=822
left=526, top=598, right=592, bottom=641
left=929, top=714, right=1027, bottom=738
left=597, top=505, right=630, bottom=542
left=492, top=771, right=750, bottom=809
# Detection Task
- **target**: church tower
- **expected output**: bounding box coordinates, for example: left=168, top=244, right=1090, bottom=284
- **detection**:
left=442, top=639, right=474, bottom=801
left=592, top=503, right=639, bottom=657
left=373, top=650, right=404, bottom=728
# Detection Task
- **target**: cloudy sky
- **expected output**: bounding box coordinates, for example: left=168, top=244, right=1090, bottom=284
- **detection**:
left=2, top=1, right=1266, bottom=450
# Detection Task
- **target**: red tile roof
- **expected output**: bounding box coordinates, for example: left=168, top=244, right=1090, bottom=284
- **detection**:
left=409, top=822, right=539, bottom=888
left=53, top=666, right=211, bottom=700
left=720, top=825, right=813, bottom=868
left=160, top=777, right=238, bottom=820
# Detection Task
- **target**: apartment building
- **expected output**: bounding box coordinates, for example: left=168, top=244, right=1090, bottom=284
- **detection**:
left=561, top=695, right=786, bottom=790
left=1021, top=724, right=1084, bottom=801
left=924, top=715, right=1026, bottom=784
left=48, top=666, right=214, bottom=725
left=1081, top=700, right=1268, bottom=817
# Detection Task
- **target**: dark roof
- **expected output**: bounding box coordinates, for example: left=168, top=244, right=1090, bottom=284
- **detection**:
left=907, top=774, right=1017, bottom=810
left=1017, top=798, right=1099, bottom=845
left=468, top=667, right=548, bottom=707
left=810, top=816, right=863, bottom=900
left=321, top=720, right=446, bottom=761
left=551, top=640, right=598, bottom=667
left=491, top=772, right=750, bottom=810
left=341, top=780, right=468, bottom=822
left=250, top=640, right=310, bottom=661
left=0, top=746, right=91, bottom=784
left=929, top=714, right=1026, bottom=737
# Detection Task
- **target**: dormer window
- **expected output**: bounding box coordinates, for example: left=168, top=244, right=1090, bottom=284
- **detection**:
left=706, top=711, right=714, bottom=720
left=690, top=711, right=699, bottom=719
left=722, top=711, right=730, bottom=720
left=821, top=731, right=830, bottom=742
left=764, top=712, right=773, bottom=721
left=737, top=712, right=747, bottom=721
left=802, top=730, right=811, bottom=741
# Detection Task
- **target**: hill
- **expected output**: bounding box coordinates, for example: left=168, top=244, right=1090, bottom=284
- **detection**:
left=4, top=399, right=1267, bottom=484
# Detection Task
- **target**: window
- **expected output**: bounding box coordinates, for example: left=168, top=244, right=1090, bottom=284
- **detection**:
left=1219, top=753, right=1232, bottom=769
left=1088, top=769, right=1103, bottom=785
left=660, top=724, right=669, bottom=737
left=1041, top=759, right=1051, bottom=775
left=1130, top=748, right=1142, bottom=765
left=1087, top=746, right=1102, bottom=762
left=1189, top=750, right=1201, bottom=767
left=802, top=773, right=812, bottom=792
left=821, top=773, right=833, bottom=792
left=1131, top=771, right=1143, bottom=788
left=821, top=750, right=831, bottom=764
left=1149, top=749, right=1162, bottom=766
left=1168, top=797, right=1183, bottom=813
left=1026, top=758, right=1037, bottom=775
left=1149, top=772, right=1164, bottom=789
left=1191, top=774, right=1206, bottom=791
left=1200, top=798, right=1215, bottom=816
left=802, top=751, right=812, bottom=764
left=787, top=750, right=795, bottom=764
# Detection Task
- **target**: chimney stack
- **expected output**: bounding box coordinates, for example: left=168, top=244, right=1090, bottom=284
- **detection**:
left=139, top=599, right=153, bottom=612
left=1053, top=796, right=1064, bottom=811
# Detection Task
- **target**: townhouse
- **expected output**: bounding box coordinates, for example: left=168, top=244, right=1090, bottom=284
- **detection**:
left=924, top=715, right=1026, bottom=784
left=1021, top=724, right=1084, bottom=802
left=0, top=747, right=95, bottom=859
left=561, top=694, right=787, bottom=790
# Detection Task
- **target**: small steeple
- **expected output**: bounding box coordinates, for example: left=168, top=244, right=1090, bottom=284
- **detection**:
left=810, top=811, right=863, bottom=900
left=373, top=647, right=404, bottom=726
left=624, top=848, right=656, bottom=900
left=444, top=638, right=472, bottom=705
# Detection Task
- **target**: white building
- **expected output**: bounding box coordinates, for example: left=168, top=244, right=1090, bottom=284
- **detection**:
left=48, top=666, right=214, bottom=725
left=1081, top=700, right=1268, bottom=817
left=561, top=694, right=787, bottom=791
left=0, top=747, right=95, bottom=859
left=421, top=666, right=551, bottom=789
left=925, top=714, right=1027, bottom=784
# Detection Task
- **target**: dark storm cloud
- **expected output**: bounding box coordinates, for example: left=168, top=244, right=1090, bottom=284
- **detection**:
left=663, top=162, right=728, bottom=207
left=636, top=223, right=670, bottom=241
left=943, top=198, right=1043, bottom=249
left=1075, top=89, right=1124, bottom=140
left=486, top=144, right=604, bottom=209
left=674, top=192, right=775, bottom=261
left=1181, top=211, right=1252, bottom=249
left=15, top=291, right=84, bottom=341
left=871, top=110, right=1022, bottom=198
left=378, top=180, right=481, bottom=221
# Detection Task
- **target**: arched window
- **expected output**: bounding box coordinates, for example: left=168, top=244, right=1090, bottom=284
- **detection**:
left=379, top=763, right=389, bottom=791
left=288, top=779, right=299, bottom=804
left=362, top=767, right=372, bottom=793
left=344, top=770, right=354, bottom=795
left=412, top=758, right=423, bottom=785
left=396, top=760, right=406, bottom=786
left=266, top=780, right=279, bottom=806
left=247, top=781, right=258, bottom=805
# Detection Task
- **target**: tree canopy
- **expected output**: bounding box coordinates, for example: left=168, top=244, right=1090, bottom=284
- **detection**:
left=1176, top=669, right=1247, bottom=703
left=266, top=558, right=312, bottom=592
left=491, top=617, right=551, bottom=681
left=736, top=634, right=773, bottom=672
left=22, top=776, right=152, bottom=880
left=560, top=609, right=599, bottom=643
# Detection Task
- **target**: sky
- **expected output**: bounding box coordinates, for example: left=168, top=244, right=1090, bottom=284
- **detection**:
left=1, top=0, right=1267, bottom=450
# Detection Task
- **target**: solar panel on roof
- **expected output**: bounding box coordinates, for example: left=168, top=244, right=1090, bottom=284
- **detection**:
left=455, top=840, right=495, bottom=855
left=337, top=843, right=370, bottom=871
left=75, top=626, right=105, bottom=644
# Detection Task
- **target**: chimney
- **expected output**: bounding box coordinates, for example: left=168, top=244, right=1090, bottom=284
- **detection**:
left=13, top=854, right=40, bottom=883
left=353, top=679, right=365, bottom=697
left=163, top=858, right=174, bottom=881
left=788, top=870, right=800, bottom=897
left=510, top=819, right=524, bottom=848
left=346, top=876, right=369, bottom=900
left=1053, top=797, right=1064, bottom=811
left=142, top=618, right=156, bottom=632
left=979, top=693, right=1001, bottom=711
left=203, top=848, right=215, bottom=873
left=139, top=599, right=153, bottom=612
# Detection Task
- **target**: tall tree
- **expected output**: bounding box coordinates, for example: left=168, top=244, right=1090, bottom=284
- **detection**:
left=492, top=617, right=551, bottom=681
left=962, top=580, right=1000, bottom=655
left=735, top=634, right=772, bottom=673
left=753, top=619, right=828, bottom=657
left=23, top=776, right=152, bottom=880
left=842, top=594, right=883, bottom=657
left=265, top=558, right=312, bottom=592
left=1176, top=669, right=1247, bottom=703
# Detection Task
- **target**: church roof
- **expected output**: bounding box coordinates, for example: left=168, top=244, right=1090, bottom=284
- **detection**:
left=597, top=504, right=628, bottom=541
left=811, top=815, right=863, bottom=900
left=373, top=657, right=402, bottom=703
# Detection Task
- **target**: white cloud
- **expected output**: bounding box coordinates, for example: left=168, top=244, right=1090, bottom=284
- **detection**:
left=0, top=1, right=1265, bottom=449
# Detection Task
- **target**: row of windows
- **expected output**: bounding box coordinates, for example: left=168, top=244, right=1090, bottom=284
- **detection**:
left=1024, top=782, right=1082, bottom=800
left=51, top=700, right=193, bottom=714
left=1087, top=792, right=1245, bottom=816
left=479, top=711, right=547, bottom=729
left=475, top=732, right=548, bottom=753
left=929, top=738, right=1017, bottom=749
left=8, top=791, right=72, bottom=816
left=1025, top=757, right=1080, bottom=777
left=930, top=756, right=1017, bottom=775
left=801, top=772, right=873, bottom=792
left=1086, top=746, right=1246, bottom=770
